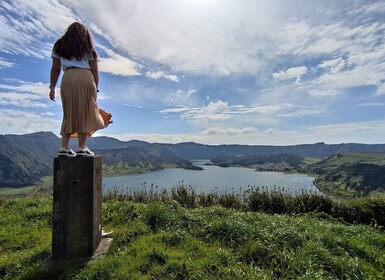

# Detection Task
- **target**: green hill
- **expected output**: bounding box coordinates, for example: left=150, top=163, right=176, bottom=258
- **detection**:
left=310, top=152, right=385, bottom=197
left=0, top=132, right=59, bottom=187
left=1, top=193, right=385, bottom=279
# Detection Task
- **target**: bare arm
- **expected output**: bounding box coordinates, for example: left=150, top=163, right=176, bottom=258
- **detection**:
left=49, top=57, right=61, bottom=101
left=89, top=59, right=99, bottom=90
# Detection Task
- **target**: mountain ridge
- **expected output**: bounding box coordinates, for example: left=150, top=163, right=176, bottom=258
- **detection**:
left=1, top=131, right=385, bottom=187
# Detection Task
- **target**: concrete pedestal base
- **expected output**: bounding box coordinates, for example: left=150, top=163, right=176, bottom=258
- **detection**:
left=41, top=238, right=113, bottom=271
left=52, top=156, right=103, bottom=260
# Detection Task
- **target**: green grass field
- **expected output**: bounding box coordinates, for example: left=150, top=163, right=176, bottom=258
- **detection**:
left=0, top=186, right=37, bottom=195
left=1, top=194, right=384, bottom=279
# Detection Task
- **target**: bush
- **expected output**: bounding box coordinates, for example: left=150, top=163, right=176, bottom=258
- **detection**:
left=171, top=186, right=196, bottom=208
left=143, top=203, right=171, bottom=231
left=334, top=198, right=385, bottom=227
left=246, top=188, right=292, bottom=214
left=294, top=193, right=334, bottom=214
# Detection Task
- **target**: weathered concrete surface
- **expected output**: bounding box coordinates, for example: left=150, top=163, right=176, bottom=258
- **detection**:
left=41, top=238, right=113, bottom=271
left=52, top=156, right=102, bottom=260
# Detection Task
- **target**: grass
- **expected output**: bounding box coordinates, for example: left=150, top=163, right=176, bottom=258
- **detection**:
left=1, top=191, right=385, bottom=279
left=302, top=157, right=322, bottom=165
left=102, top=163, right=182, bottom=177
left=0, top=186, right=37, bottom=196
left=0, top=177, right=53, bottom=197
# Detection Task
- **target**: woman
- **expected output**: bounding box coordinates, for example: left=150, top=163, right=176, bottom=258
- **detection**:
left=49, top=22, right=107, bottom=157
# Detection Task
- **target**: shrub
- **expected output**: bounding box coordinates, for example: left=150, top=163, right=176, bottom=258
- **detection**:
left=294, top=193, right=334, bottom=214
left=171, top=186, right=196, bottom=208
left=143, top=203, right=171, bottom=231
left=334, top=198, right=385, bottom=227
left=103, top=201, right=137, bottom=225
left=246, top=188, right=292, bottom=214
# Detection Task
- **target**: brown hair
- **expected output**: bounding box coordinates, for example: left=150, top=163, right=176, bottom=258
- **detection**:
left=53, top=22, right=97, bottom=60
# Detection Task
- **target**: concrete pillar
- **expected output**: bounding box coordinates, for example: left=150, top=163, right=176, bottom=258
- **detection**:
left=52, top=156, right=102, bottom=260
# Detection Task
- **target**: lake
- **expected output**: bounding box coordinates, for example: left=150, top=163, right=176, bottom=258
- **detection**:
left=103, top=160, right=319, bottom=195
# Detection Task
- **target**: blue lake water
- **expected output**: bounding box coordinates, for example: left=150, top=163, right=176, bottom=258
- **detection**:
left=103, top=160, right=318, bottom=195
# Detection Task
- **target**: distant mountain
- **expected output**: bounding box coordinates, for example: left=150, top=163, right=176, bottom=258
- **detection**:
left=1, top=131, right=385, bottom=187
left=169, top=142, right=385, bottom=159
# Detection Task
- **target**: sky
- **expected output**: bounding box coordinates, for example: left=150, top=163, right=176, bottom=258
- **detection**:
left=0, top=0, right=384, bottom=145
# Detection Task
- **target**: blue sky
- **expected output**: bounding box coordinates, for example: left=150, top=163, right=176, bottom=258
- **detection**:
left=0, top=0, right=384, bottom=145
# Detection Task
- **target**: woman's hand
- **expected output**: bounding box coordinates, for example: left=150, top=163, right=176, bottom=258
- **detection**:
left=49, top=88, right=56, bottom=101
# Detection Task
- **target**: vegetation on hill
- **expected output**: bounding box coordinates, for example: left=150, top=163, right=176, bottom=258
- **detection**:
left=211, top=153, right=304, bottom=170
left=171, top=141, right=385, bottom=159
left=309, top=152, right=385, bottom=197
left=0, top=132, right=58, bottom=187
left=1, top=189, right=385, bottom=279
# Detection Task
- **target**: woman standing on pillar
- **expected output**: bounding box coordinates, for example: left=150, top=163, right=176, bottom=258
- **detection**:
left=49, top=22, right=109, bottom=157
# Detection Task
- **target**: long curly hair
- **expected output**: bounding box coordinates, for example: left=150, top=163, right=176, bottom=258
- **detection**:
left=53, top=22, right=97, bottom=60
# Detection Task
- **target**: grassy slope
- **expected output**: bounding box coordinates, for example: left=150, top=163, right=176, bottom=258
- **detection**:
left=0, top=195, right=384, bottom=279
left=0, top=186, right=36, bottom=195
left=311, top=152, right=385, bottom=197
left=314, top=152, right=385, bottom=168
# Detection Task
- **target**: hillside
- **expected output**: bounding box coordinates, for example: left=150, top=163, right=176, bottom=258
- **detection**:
left=0, top=132, right=192, bottom=187
left=310, top=152, right=385, bottom=197
left=0, top=132, right=59, bottom=186
left=211, top=154, right=303, bottom=167
left=1, top=193, right=385, bottom=279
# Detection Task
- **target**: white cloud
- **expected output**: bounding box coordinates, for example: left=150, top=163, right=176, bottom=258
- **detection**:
left=309, top=89, right=340, bottom=97
left=58, top=0, right=292, bottom=75
left=318, top=57, right=347, bottom=74
left=0, top=109, right=60, bottom=134
left=0, top=0, right=75, bottom=58
left=0, top=57, right=14, bottom=69
left=309, top=120, right=385, bottom=144
left=357, top=103, right=385, bottom=107
left=0, top=92, right=48, bottom=108
left=146, top=71, right=179, bottom=82
left=181, top=100, right=232, bottom=122
left=202, top=127, right=258, bottom=136
left=351, top=2, right=385, bottom=15
left=164, top=89, right=197, bottom=107
left=0, top=80, right=49, bottom=97
left=160, top=107, right=191, bottom=114
left=98, top=50, right=141, bottom=77
left=377, top=83, right=385, bottom=95
left=0, top=80, right=58, bottom=109
left=161, top=101, right=300, bottom=127
left=160, top=100, right=231, bottom=124
left=272, top=66, right=309, bottom=83
left=278, top=109, right=325, bottom=118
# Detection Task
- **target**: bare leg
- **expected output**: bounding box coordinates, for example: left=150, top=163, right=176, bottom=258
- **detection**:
left=61, top=134, right=71, bottom=149
left=78, top=133, right=88, bottom=149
